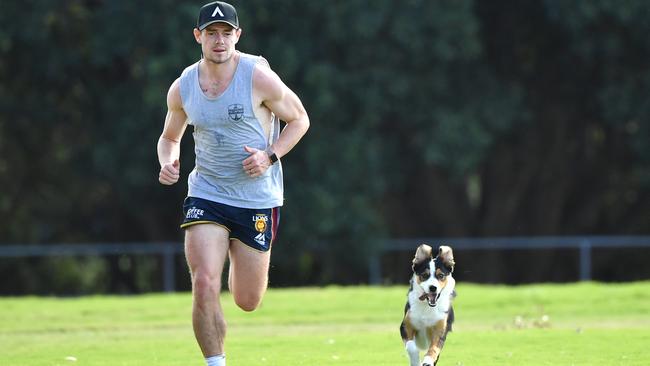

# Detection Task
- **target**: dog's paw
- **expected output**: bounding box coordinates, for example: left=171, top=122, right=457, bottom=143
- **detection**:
left=421, top=355, right=434, bottom=366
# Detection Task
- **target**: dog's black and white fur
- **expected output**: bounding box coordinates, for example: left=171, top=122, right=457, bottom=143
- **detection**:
left=400, top=244, right=456, bottom=366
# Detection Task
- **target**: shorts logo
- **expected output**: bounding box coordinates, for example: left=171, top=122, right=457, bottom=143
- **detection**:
left=186, top=207, right=205, bottom=220
left=254, top=232, right=266, bottom=246
left=228, top=104, right=244, bottom=121
left=253, top=214, right=268, bottom=233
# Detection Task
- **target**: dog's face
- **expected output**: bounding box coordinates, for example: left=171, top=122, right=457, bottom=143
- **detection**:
left=411, top=244, right=455, bottom=307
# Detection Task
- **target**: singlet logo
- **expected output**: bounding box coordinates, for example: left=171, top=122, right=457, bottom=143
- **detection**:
left=228, top=104, right=244, bottom=121
left=253, top=214, right=268, bottom=233
left=211, top=6, right=224, bottom=17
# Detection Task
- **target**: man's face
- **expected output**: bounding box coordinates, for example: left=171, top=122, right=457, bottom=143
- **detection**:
left=194, top=23, right=241, bottom=64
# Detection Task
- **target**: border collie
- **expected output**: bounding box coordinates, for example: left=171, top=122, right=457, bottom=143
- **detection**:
left=400, top=244, right=456, bottom=366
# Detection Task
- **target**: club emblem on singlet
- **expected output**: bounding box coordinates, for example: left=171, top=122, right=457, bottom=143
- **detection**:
left=253, top=214, right=268, bottom=233
left=228, top=104, right=244, bottom=121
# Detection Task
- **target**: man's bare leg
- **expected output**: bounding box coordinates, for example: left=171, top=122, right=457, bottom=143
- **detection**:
left=228, top=239, right=271, bottom=312
left=185, top=224, right=230, bottom=358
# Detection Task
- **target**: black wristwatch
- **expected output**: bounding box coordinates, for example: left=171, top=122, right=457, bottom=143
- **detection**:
left=266, top=148, right=278, bottom=165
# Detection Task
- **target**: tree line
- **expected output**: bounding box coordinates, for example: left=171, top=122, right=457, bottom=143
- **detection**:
left=1, top=0, right=648, bottom=294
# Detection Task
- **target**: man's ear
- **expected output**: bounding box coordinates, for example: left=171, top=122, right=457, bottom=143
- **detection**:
left=193, top=28, right=202, bottom=44
left=234, top=27, right=242, bottom=44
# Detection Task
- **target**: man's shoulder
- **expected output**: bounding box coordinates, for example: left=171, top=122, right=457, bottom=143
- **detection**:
left=172, top=61, right=201, bottom=103
left=167, top=78, right=183, bottom=109
left=180, top=60, right=201, bottom=77
left=239, top=52, right=271, bottom=68
left=252, top=65, right=283, bottom=102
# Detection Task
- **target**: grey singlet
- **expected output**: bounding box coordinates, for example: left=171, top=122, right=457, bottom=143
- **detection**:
left=179, top=52, right=283, bottom=209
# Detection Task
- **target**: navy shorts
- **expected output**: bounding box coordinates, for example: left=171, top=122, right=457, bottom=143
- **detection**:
left=180, top=196, right=280, bottom=252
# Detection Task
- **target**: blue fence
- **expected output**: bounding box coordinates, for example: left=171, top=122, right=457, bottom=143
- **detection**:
left=368, top=236, right=650, bottom=284
left=0, top=242, right=182, bottom=292
left=1, top=236, right=649, bottom=290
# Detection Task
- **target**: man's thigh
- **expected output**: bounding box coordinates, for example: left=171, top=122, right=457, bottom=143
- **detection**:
left=185, top=224, right=230, bottom=280
left=228, top=239, right=271, bottom=298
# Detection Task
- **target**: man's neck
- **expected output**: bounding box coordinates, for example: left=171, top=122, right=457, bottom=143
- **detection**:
left=200, top=51, right=240, bottom=82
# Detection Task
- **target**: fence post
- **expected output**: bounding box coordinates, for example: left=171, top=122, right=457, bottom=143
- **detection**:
left=579, top=239, right=592, bottom=281
left=162, top=244, right=176, bottom=292
left=368, top=254, right=381, bottom=285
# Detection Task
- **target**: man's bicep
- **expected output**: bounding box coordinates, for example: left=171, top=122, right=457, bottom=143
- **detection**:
left=266, top=85, right=306, bottom=124
left=162, top=79, right=188, bottom=141
left=255, top=66, right=305, bottom=123
left=161, top=108, right=188, bottom=142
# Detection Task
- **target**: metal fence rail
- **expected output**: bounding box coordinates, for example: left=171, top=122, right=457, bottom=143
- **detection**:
left=0, top=242, right=182, bottom=292
left=2, top=236, right=650, bottom=290
left=368, top=236, right=650, bottom=284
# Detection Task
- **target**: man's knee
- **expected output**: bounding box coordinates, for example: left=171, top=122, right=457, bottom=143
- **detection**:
left=192, top=271, right=221, bottom=302
left=233, top=292, right=263, bottom=312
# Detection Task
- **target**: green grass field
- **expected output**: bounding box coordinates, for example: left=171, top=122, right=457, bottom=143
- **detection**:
left=1, top=282, right=649, bottom=365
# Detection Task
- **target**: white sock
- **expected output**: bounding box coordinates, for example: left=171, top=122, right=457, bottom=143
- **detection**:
left=205, top=354, right=225, bottom=366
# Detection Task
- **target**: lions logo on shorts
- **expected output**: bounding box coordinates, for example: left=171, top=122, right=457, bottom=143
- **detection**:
left=253, top=214, right=268, bottom=233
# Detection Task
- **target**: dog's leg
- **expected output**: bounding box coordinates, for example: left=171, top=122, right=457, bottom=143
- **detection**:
left=422, top=337, right=443, bottom=366
left=401, top=317, right=420, bottom=366
left=406, top=339, right=420, bottom=366
left=422, top=320, right=447, bottom=366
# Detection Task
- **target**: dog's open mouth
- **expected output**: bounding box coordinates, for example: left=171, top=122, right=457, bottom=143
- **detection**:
left=419, top=292, right=438, bottom=307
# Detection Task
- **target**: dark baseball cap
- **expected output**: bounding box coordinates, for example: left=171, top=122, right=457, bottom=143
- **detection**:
left=197, top=1, right=239, bottom=30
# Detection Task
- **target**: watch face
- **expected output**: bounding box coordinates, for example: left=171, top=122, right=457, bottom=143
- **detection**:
left=266, top=148, right=278, bottom=164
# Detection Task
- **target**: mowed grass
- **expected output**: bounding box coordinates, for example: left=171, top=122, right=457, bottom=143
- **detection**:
left=1, top=282, right=649, bottom=365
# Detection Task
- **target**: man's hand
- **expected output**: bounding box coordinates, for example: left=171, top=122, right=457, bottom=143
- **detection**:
left=159, top=159, right=180, bottom=185
left=242, top=146, right=271, bottom=178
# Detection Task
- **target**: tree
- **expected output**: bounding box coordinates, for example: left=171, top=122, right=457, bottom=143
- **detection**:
left=0, top=0, right=648, bottom=291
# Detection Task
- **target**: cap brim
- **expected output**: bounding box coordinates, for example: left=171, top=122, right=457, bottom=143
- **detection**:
left=198, top=20, right=239, bottom=30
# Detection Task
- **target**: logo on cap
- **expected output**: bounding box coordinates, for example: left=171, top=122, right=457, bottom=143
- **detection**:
left=211, top=6, right=224, bottom=17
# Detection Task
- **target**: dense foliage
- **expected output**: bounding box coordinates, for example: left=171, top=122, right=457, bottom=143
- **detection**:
left=1, top=0, right=648, bottom=293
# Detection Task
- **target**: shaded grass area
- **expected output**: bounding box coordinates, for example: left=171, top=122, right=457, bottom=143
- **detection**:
left=1, top=282, right=648, bottom=365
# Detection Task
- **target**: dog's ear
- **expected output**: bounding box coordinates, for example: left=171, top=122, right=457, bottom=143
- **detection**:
left=412, top=244, right=433, bottom=271
left=438, top=245, right=455, bottom=272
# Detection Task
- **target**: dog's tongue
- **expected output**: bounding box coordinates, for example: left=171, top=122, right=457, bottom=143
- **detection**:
left=419, top=292, right=437, bottom=306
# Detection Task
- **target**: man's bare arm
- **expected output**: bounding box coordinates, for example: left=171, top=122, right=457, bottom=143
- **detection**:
left=158, top=78, right=188, bottom=185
